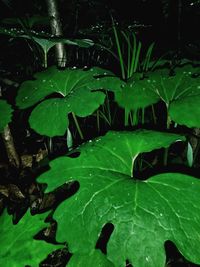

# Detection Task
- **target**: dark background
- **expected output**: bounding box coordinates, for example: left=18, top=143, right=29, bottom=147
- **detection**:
left=0, top=0, right=200, bottom=54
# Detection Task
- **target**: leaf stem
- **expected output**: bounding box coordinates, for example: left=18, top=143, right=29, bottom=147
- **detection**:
left=163, top=111, right=172, bottom=166
left=72, top=112, right=84, bottom=140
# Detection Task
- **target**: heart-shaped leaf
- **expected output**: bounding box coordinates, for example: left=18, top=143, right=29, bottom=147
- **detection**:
left=16, top=66, right=112, bottom=137
left=68, top=250, right=115, bottom=267
left=0, top=99, right=13, bottom=132
left=0, top=210, right=62, bottom=267
left=35, top=130, right=200, bottom=267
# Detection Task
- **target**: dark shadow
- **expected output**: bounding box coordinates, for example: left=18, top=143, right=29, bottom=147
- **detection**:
left=95, top=222, right=114, bottom=254
left=165, top=241, right=200, bottom=267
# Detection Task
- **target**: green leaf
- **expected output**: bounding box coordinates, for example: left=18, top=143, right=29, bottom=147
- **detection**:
left=85, top=73, right=159, bottom=110
left=145, top=65, right=200, bottom=128
left=68, top=250, right=115, bottom=267
left=16, top=66, right=110, bottom=137
left=29, top=98, right=70, bottom=137
left=0, top=210, right=62, bottom=267
left=115, top=79, right=159, bottom=110
left=0, top=26, right=94, bottom=53
left=31, top=37, right=94, bottom=55
left=36, top=130, right=200, bottom=267
left=169, top=95, right=200, bottom=128
left=145, top=65, right=200, bottom=104
left=0, top=99, right=13, bottom=132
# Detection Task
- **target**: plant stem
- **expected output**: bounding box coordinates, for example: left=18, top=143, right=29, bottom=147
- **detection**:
left=163, top=111, right=172, bottom=166
left=151, top=105, right=157, bottom=124
left=141, top=108, right=145, bottom=124
left=96, top=109, right=100, bottom=133
left=72, top=112, right=84, bottom=140
left=105, top=92, right=112, bottom=125
left=124, top=109, right=129, bottom=126
left=44, top=51, right=48, bottom=68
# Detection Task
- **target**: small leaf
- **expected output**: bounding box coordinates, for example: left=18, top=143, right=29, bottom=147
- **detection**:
left=0, top=99, right=13, bottom=132
left=0, top=210, right=62, bottom=267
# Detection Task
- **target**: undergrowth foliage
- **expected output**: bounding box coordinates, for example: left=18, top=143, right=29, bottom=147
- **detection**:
left=1, top=7, right=200, bottom=267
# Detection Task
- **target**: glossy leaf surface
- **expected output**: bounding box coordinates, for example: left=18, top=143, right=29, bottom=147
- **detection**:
left=16, top=67, right=111, bottom=136
left=100, top=65, right=200, bottom=128
left=145, top=65, right=200, bottom=127
left=36, top=130, right=200, bottom=267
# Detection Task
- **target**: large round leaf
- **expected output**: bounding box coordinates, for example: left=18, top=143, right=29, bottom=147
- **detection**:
left=103, top=65, right=200, bottom=128
left=35, top=130, right=200, bottom=267
left=16, top=66, right=113, bottom=109
left=87, top=74, right=160, bottom=111
left=144, top=65, right=200, bottom=127
left=0, top=99, right=13, bottom=132
left=144, top=66, right=200, bottom=104
left=16, top=66, right=112, bottom=136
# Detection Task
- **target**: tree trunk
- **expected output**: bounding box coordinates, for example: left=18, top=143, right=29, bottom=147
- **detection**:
left=45, top=0, right=67, bottom=67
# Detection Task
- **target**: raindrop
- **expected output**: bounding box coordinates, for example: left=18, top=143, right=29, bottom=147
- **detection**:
left=89, top=140, right=92, bottom=143
left=145, top=256, right=150, bottom=262
left=160, top=213, right=163, bottom=217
